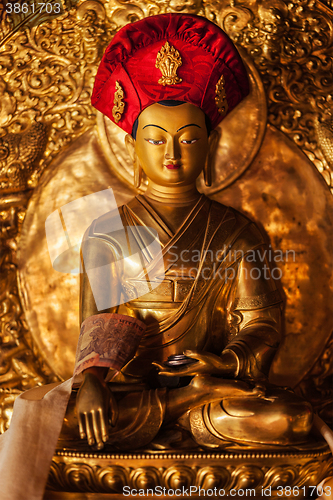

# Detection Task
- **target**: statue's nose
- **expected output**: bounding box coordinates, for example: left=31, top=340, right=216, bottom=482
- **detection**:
left=165, top=138, right=181, bottom=160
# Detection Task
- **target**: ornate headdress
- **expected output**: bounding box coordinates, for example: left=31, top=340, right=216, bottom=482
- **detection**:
left=92, top=14, right=249, bottom=134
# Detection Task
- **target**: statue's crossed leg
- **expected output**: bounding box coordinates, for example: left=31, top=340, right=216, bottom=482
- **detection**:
left=60, top=375, right=312, bottom=451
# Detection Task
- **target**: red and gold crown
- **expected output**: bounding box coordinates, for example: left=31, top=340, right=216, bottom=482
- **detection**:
left=91, top=14, right=249, bottom=134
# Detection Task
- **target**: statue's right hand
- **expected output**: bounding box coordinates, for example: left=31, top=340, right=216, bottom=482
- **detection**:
left=76, top=371, right=118, bottom=450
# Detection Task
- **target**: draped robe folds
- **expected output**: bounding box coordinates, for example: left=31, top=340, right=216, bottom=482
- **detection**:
left=80, top=194, right=283, bottom=383
left=71, top=194, right=292, bottom=449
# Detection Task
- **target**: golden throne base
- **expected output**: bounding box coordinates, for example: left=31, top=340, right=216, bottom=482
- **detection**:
left=45, top=442, right=333, bottom=500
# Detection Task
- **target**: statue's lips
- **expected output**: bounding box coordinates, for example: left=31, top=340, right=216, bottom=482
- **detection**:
left=165, top=164, right=181, bottom=170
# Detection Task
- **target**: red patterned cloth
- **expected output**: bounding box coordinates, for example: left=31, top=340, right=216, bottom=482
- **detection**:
left=74, top=313, right=146, bottom=375
left=92, top=13, right=249, bottom=133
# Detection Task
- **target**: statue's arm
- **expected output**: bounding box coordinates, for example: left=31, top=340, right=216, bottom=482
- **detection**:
left=76, top=226, right=123, bottom=449
left=80, top=227, right=122, bottom=323
left=223, top=247, right=283, bottom=380
left=156, top=244, right=283, bottom=380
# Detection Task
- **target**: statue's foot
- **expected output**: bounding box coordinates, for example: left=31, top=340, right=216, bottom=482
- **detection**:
left=188, top=386, right=313, bottom=448
left=189, top=374, right=264, bottom=400
left=148, top=426, right=199, bottom=451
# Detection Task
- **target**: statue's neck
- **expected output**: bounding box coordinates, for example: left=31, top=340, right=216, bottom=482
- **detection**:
left=142, top=181, right=202, bottom=234
left=144, top=181, right=200, bottom=207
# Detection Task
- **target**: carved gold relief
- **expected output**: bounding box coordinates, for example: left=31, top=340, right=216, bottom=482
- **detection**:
left=295, top=330, right=333, bottom=427
left=0, top=122, right=47, bottom=193
left=215, top=74, right=228, bottom=117
left=46, top=448, right=333, bottom=494
left=0, top=193, right=57, bottom=426
left=214, top=0, right=333, bottom=193
left=0, top=389, right=21, bottom=433
left=112, top=81, right=125, bottom=123
left=0, top=1, right=109, bottom=188
left=155, top=41, right=182, bottom=86
left=314, top=114, right=333, bottom=171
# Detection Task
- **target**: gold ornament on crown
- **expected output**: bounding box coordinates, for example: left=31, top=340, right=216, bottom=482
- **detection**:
left=112, top=81, right=125, bottom=123
left=215, top=75, right=228, bottom=117
left=155, top=41, right=182, bottom=86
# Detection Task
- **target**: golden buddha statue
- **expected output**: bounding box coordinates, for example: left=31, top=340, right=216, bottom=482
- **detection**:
left=1, top=8, right=332, bottom=500
left=59, top=13, right=313, bottom=453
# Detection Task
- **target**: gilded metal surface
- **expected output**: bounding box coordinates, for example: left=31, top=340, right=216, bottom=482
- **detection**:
left=215, top=75, right=228, bottom=117
left=315, top=115, right=333, bottom=171
left=213, top=0, right=333, bottom=193
left=0, top=389, right=22, bottom=433
left=0, top=122, right=47, bottom=193
left=296, top=331, right=333, bottom=426
left=155, top=41, right=183, bottom=86
left=0, top=2, right=330, bottom=496
left=0, top=0, right=107, bottom=187
left=214, top=124, right=333, bottom=387
left=0, top=191, right=55, bottom=431
left=61, top=99, right=315, bottom=450
left=112, top=82, right=125, bottom=124
left=0, top=0, right=331, bottom=452
left=46, top=446, right=333, bottom=495
left=18, top=129, right=134, bottom=380
left=17, top=122, right=333, bottom=388
left=0, top=0, right=73, bottom=41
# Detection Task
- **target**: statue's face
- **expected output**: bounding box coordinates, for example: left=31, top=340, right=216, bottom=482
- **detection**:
left=128, top=102, right=211, bottom=187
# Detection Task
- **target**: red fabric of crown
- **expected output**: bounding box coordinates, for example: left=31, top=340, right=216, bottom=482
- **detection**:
left=92, top=14, right=249, bottom=134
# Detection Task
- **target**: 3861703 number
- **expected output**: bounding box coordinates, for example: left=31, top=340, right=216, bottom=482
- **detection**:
left=276, top=485, right=332, bottom=496
left=5, top=3, right=61, bottom=14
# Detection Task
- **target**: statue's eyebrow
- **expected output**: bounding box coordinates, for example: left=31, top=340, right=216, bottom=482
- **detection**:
left=143, top=124, right=168, bottom=132
left=176, top=124, right=201, bottom=132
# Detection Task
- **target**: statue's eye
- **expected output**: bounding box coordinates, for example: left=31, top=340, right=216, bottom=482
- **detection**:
left=180, top=139, right=198, bottom=144
left=146, top=139, right=165, bottom=145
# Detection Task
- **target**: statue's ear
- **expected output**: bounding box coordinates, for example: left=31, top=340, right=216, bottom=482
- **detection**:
left=125, top=134, right=142, bottom=188
left=208, top=129, right=219, bottom=157
left=204, top=129, right=220, bottom=186
left=125, top=134, right=136, bottom=164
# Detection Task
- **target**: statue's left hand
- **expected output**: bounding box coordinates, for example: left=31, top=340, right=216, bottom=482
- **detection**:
left=153, top=350, right=234, bottom=377
left=76, top=371, right=118, bottom=450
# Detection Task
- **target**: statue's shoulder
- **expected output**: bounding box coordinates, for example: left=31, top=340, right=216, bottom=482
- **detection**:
left=87, top=204, right=130, bottom=237
left=210, top=199, right=267, bottom=248
left=210, top=198, right=247, bottom=222
left=81, top=205, right=130, bottom=256
left=209, top=198, right=249, bottom=227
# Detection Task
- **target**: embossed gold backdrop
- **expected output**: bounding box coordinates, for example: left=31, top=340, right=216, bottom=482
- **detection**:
left=0, top=0, right=332, bottom=435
